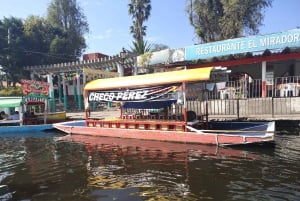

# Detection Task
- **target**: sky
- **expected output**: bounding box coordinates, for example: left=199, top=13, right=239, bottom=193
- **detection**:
left=0, top=0, right=300, bottom=57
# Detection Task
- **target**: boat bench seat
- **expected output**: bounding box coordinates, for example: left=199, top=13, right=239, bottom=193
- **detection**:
left=86, top=119, right=186, bottom=131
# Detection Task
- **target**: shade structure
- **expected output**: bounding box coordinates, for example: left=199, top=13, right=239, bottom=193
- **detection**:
left=84, top=67, right=213, bottom=92
left=0, top=97, right=22, bottom=108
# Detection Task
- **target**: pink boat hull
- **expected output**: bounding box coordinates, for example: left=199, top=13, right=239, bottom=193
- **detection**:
left=54, top=120, right=275, bottom=146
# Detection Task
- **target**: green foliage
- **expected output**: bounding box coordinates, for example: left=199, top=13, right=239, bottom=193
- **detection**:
left=23, top=15, right=52, bottom=65
left=137, top=51, right=153, bottom=67
left=151, top=44, right=169, bottom=52
left=130, top=40, right=153, bottom=55
left=46, top=0, right=89, bottom=59
left=0, top=0, right=89, bottom=86
left=0, top=17, right=28, bottom=86
left=0, top=86, right=22, bottom=96
left=0, top=21, right=6, bottom=56
left=186, top=0, right=273, bottom=43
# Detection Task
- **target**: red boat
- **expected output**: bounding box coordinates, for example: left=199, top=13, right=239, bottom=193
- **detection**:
left=53, top=67, right=275, bottom=146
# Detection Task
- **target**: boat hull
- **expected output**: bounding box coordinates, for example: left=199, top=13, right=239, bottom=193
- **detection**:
left=0, top=124, right=54, bottom=134
left=36, top=111, right=66, bottom=123
left=53, top=120, right=275, bottom=146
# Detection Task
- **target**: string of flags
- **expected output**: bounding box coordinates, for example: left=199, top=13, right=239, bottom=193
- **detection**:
left=34, top=67, right=119, bottom=81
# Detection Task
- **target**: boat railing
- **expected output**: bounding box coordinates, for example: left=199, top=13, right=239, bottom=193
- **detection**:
left=121, top=113, right=184, bottom=121
left=86, top=118, right=186, bottom=132
left=0, top=119, right=22, bottom=126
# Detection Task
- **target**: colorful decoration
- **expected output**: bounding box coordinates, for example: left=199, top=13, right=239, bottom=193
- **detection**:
left=21, top=79, right=49, bottom=96
left=21, top=79, right=50, bottom=105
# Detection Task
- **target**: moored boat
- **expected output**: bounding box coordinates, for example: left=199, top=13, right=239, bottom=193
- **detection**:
left=0, top=96, right=55, bottom=133
left=0, top=79, right=66, bottom=133
left=53, top=67, right=275, bottom=146
left=35, top=111, right=67, bottom=123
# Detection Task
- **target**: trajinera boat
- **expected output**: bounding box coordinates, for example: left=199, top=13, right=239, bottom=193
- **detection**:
left=0, top=79, right=66, bottom=133
left=53, top=67, right=275, bottom=146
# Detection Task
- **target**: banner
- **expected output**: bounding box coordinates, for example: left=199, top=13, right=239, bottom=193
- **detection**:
left=88, top=85, right=180, bottom=103
left=185, top=28, right=300, bottom=60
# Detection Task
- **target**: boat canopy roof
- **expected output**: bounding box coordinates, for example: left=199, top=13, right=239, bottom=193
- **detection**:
left=0, top=97, right=22, bottom=108
left=84, top=67, right=213, bottom=92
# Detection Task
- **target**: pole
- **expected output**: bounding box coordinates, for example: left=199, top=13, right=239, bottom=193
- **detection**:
left=77, top=71, right=82, bottom=110
left=182, top=81, right=187, bottom=131
left=58, top=75, right=62, bottom=103
left=47, top=74, right=56, bottom=112
left=261, top=61, right=267, bottom=97
left=62, top=74, right=68, bottom=111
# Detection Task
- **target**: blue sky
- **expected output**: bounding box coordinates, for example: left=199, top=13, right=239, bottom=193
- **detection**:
left=0, top=0, right=299, bottom=56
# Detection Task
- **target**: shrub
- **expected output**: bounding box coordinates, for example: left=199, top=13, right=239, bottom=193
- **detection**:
left=0, top=87, right=22, bottom=96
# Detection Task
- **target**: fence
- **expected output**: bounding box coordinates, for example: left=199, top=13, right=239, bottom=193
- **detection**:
left=186, top=76, right=300, bottom=120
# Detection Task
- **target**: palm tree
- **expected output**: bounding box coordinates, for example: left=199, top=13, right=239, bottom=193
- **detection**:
left=130, top=39, right=152, bottom=55
left=128, top=0, right=151, bottom=43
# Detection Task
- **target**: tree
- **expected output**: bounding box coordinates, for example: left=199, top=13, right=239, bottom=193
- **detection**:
left=128, top=0, right=151, bottom=54
left=0, top=17, right=27, bottom=86
left=186, top=0, right=273, bottom=43
left=151, top=43, right=169, bottom=52
left=46, top=0, right=89, bottom=61
left=0, top=20, right=7, bottom=67
left=23, top=15, right=51, bottom=65
left=129, top=39, right=152, bottom=55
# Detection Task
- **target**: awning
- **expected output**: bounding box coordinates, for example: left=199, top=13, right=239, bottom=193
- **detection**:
left=84, top=67, right=213, bottom=92
left=0, top=97, right=23, bottom=108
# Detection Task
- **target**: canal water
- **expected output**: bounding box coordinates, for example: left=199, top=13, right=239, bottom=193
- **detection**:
left=0, top=131, right=299, bottom=201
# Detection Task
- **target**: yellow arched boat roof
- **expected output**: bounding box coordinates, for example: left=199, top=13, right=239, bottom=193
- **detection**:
left=84, top=67, right=213, bottom=91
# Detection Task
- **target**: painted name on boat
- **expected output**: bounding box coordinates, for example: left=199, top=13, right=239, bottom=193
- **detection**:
left=88, top=85, right=179, bottom=102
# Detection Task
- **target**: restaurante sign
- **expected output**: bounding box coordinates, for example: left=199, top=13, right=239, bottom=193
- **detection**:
left=185, top=28, right=300, bottom=60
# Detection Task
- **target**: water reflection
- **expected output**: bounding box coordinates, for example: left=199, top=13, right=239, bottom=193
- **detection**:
left=0, top=132, right=299, bottom=200
left=56, top=135, right=262, bottom=200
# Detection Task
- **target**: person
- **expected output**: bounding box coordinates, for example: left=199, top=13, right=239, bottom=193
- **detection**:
left=23, top=111, right=29, bottom=118
left=11, top=111, right=20, bottom=120
left=0, top=111, right=4, bottom=120
left=0, top=111, right=10, bottom=120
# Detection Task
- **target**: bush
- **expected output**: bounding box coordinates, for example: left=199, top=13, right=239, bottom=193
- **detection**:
left=0, top=87, right=22, bottom=96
